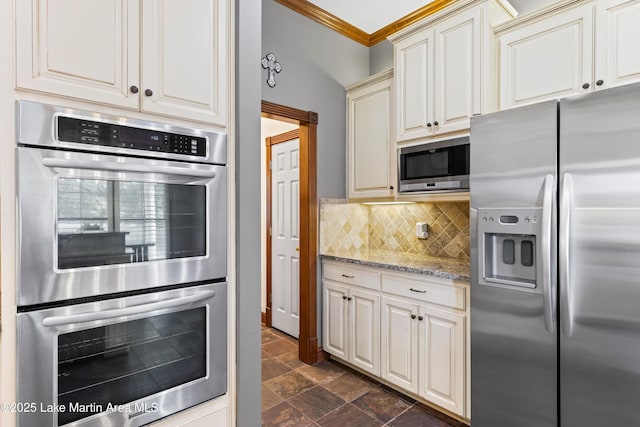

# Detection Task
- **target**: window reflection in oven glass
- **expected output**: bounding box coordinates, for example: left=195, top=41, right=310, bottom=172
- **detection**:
left=56, top=178, right=206, bottom=269
left=56, top=308, right=206, bottom=425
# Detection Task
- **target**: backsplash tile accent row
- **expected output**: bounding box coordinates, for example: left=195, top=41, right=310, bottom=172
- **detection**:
left=320, top=201, right=470, bottom=260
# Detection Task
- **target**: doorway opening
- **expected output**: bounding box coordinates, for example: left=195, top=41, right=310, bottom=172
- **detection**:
left=261, top=101, right=319, bottom=365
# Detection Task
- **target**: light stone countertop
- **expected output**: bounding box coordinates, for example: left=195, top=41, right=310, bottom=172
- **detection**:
left=320, top=249, right=470, bottom=282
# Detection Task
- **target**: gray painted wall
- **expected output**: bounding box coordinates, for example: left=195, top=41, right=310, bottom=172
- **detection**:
left=262, top=0, right=370, bottom=200
left=236, top=0, right=262, bottom=425
left=262, top=0, right=369, bottom=349
left=370, top=40, right=394, bottom=75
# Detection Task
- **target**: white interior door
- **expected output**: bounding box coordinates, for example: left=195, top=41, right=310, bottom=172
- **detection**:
left=271, top=138, right=300, bottom=337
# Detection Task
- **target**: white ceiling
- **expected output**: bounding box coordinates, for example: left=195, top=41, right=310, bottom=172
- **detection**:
left=308, top=0, right=436, bottom=33
left=305, top=0, right=549, bottom=34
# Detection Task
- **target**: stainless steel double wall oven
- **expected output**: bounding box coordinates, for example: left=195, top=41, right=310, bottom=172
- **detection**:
left=15, top=101, right=228, bottom=427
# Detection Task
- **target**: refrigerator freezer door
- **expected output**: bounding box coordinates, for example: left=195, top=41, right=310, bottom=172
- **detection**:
left=559, top=82, right=640, bottom=426
left=470, top=100, right=558, bottom=427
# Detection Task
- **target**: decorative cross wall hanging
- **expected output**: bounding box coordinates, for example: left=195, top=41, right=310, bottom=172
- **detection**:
left=261, top=53, right=282, bottom=88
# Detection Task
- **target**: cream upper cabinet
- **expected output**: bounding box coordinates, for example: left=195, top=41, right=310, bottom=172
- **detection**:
left=16, top=0, right=227, bottom=126
left=16, top=0, right=140, bottom=109
left=497, top=0, right=640, bottom=109
left=594, top=0, right=640, bottom=90
left=390, top=0, right=516, bottom=143
left=498, top=4, right=594, bottom=108
left=346, top=70, right=395, bottom=200
left=433, top=7, right=482, bottom=136
left=141, top=0, right=227, bottom=124
left=394, top=30, right=434, bottom=141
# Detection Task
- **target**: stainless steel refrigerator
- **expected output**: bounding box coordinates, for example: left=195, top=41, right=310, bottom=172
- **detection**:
left=470, top=82, right=640, bottom=427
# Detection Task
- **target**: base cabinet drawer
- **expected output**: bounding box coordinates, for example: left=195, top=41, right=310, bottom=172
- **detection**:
left=381, top=273, right=466, bottom=310
left=323, top=262, right=381, bottom=291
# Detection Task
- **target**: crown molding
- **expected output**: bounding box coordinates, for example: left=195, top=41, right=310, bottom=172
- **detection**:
left=274, top=0, right=460, bottom=47
left=274, top=0, right=370, bottom=45
left=369, top=0, right=457, bottom=45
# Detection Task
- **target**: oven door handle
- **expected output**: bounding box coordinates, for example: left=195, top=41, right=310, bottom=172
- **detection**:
left=41, top=290, right=216, bottom=327
left=42, top=158, right=216, bottom=179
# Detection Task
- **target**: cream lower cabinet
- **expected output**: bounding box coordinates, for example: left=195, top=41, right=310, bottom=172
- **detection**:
left=381, top=297, right=466, bottom=416
left=323, top=262, right=381, bottom=376
left=322, top=259, right=469, bottom=419
left=497, top=0, right=640, bottom=109
left=16, top=0, right=228, bottom=126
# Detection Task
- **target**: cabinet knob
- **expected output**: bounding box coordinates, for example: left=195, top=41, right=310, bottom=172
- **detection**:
left=411, top=314, right=417, bottom=320
left=389, top=185, right=394, bottom=190
left=426, top=122, right=432, bottom=128
left=347, top=297, right=352, bottom=301
left=582, top=83, right=590, bottom=89
left=433, top=121, right=439, bottom=126
left=342, top=295, right=347, bottom=300
left=596, top=79, right=604, bottom=86
left=130, top=85, right=139, bottom=94
left=144, top=88, right=154, bottom=97
left=418, top=316, right=424, bottom=321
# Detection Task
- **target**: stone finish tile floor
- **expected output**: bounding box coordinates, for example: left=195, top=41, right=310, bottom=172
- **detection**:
left=261, top=326, right=467, bottom=427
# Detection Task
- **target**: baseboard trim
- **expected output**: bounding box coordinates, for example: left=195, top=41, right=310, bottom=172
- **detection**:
left=316, top=347, right=330, bottom=362
left=261, top=311, right=266, bottom=325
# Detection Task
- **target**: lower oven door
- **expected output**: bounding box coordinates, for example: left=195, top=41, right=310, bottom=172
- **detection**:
left=17, top=282, right=227, bottom=427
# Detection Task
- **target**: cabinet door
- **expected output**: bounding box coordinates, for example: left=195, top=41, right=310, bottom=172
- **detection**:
left=348, top=288, right=380, bottom=376
left=395, top=30, right=434, bottom=142
left=141, top=0, right=228, bottom=125
left=381, top=296, right=418, bottom=393
left=323, top=282, right=347, bottom=359
left=419, top=306, right=465, bottom=417
left=499, top=5, right=594, bottom=109
left=16, top=0, right=140, bottom=109
left=347, top=77, right=394, bottom=199
left=434, top=7, right=481, bottom=135
left=595, top=0, right=640, bottom=90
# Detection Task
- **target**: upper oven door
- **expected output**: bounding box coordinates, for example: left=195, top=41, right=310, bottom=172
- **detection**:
left=17, top=147, right=227, bottom=306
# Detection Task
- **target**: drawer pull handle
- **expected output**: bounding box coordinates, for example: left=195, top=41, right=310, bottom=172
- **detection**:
left=341, top=274, right=355, bottom=279
left=409, top=288, right=427, bottom=293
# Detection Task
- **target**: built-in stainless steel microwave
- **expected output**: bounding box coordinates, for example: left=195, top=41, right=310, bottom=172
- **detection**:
left=398, top=137, right=470, bottom=193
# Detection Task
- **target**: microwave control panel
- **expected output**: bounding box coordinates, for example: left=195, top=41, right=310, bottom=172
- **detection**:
left=57, top=116, right=207, bottom=157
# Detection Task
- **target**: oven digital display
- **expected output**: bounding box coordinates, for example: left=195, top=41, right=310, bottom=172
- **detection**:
left=57, top=116, right=206, bottom=157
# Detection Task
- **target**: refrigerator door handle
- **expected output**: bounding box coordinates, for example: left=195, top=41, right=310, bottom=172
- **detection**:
left=541, top=174, right=556, bottom=333
left=560, top=173, right=574, bottom=337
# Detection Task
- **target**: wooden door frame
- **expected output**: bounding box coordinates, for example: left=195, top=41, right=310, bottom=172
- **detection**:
left=263, top=100, right=318, bottom=365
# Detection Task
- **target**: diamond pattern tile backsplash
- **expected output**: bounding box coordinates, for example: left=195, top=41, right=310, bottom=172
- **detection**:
left=320, top=201, right=470, bottom=260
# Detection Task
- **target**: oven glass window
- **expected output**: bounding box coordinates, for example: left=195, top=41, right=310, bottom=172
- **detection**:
left=57, top=178, right=206, bottom=269
left=57, top=307, right=206, bottom=425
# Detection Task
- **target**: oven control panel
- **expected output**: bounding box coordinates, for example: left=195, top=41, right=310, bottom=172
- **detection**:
left=57, top=116, right=207, bottom=157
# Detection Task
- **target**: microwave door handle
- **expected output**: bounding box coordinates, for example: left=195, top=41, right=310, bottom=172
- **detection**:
left=42, top=158, right=216, bottom=179
left=41, top=290, right=216, bottom=327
